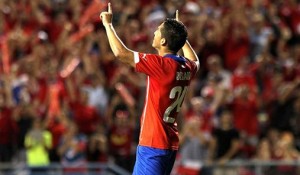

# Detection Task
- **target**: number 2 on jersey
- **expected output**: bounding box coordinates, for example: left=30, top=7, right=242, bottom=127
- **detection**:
left=163, top=86, right=188, bottom=123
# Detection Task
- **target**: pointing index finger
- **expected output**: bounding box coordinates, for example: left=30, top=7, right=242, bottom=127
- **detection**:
left=108, top=3, right=112, bottom=13
left=176, top=10, right=179, bottom=21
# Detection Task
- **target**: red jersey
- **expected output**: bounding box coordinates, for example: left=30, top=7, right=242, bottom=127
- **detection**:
left=134, top=52, right=198, bottom=150
left=109, top=125, right=133, bottom=157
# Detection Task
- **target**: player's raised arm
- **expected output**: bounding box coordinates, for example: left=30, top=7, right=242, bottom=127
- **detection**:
left=176, top=10, right=200, bottom=69
left=100, top=3, right=135, bottom=67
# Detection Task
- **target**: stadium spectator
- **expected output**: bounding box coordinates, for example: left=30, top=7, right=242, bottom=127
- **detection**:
left=253, top=138, right=273, bottom=175
left=272, top=131, right=300, bottom=175
left=24, top=118, right=52, bottom=173
left=229, top=84, right=259, bottom=157
left=254, top=138, right=272, bottom=161
left=14, top=100, right=36, bottom=162
left=206, top=55, right=232, bottom=91
left=0, top=75, right=18, bottom=163
left=86, top=123, right=108, bottom=163
left=46, top=111, right=69, bottom=162
left=248, top=12, right=273, bottom=61
left=82, top=73, right=109, bottom=117
left=207, top=110, right=240, bottom=175
left=65, top=76, right=100, bottom=136
left=182, top=96, right=214, bottom=133
left=106, top=90, right=137, bottom=172
left=176, top=116, right=211, bottom=175
left=269, top=77, right=300, bottom=131
left=58, top=122, right=88, bottom=174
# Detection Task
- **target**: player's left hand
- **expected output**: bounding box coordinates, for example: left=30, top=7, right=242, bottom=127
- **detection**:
left=175, top=10, right=179, bottom=21
left=100, top=3, right=113, bottom=26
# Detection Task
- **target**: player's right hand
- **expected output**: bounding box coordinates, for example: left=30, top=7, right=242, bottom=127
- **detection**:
left=100, top=3, right=113, bottom=26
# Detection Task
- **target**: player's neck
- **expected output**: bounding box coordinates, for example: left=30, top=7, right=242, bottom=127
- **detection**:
left=157, top=49, right=176, bottom=57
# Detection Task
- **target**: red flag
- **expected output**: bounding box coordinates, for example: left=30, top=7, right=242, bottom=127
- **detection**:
left=60, top=57, right=80, bottom=78
left=69, top=24, right=94, bottom=44
left=1, top=36, right=10, bottom=74
left=79, top=0, right=107, bottom=26
left=115, top=83, right=136, bottom=108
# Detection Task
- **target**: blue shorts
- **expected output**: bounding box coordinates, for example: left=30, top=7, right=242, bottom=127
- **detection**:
left=132, top=145, right=177, bottom=175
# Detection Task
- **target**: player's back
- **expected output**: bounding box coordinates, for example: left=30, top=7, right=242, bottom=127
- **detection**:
left=135, top=53, right=198, bottom=150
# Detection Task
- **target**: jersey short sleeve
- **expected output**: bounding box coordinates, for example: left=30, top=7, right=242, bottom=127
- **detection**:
left=134, top=52, right=166, bottom=79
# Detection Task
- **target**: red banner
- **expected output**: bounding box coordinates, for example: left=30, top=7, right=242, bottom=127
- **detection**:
left=69, top=24, right=94, bottom=44
left=1, top=36, right=10, bottom=74
left=79, top=0, right=107, bottom=26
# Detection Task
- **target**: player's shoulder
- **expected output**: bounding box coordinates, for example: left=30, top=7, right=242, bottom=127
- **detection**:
left=134, top=52, right=163, bottom=66
left=140, top=53, right=161, bottom=59
left=136, top=52, right=163, bottom=62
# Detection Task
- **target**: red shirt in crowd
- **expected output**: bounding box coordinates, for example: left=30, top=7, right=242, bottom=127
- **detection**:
left=232, top=69, right=257, bottom=94
left=0, top=107, right=18, bottom=145
left=224, top=26, right=250, bottom=71
left=69, top=101, right=100, bottom=135
left=47, top=119, right=67, bottom=148
left=109, top=125, right=133, bottom=157
left=231, top=94, right=259, bottom=136
left=184, top=108, right=213, bottom=133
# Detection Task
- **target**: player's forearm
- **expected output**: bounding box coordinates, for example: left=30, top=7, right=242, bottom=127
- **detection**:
left=104, top=24, right=125, bottom=54
left=103, top=24, right=133, bottom=65
left=182, top=40, right=199, bottom=63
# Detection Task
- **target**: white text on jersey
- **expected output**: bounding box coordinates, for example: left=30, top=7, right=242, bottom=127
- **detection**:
left=176, top=72, right=191, bottom=81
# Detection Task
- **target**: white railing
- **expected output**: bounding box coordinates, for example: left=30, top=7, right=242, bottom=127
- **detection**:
left=1, top=160, right=300, bottom=175
left=174, top=159, right=300, bottom=175
left=0, top=162, right=131, bottom=175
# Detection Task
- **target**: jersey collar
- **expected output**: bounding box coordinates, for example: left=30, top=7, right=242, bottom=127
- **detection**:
left=163, top=54, right=186, bottom=64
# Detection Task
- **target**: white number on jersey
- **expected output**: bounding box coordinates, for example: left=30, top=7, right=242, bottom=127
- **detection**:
left=163, top=86, right=188, bottom=123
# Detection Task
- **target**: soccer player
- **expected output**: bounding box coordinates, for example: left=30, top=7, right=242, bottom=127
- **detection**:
left=100, top=3, right=199, bottom=175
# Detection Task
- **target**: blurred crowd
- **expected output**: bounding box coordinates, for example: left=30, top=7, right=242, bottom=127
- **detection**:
left=0, top=0, right=300, bottom=174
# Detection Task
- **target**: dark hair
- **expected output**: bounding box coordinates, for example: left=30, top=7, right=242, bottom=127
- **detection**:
left=160, top=18, right=188, bottom=53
